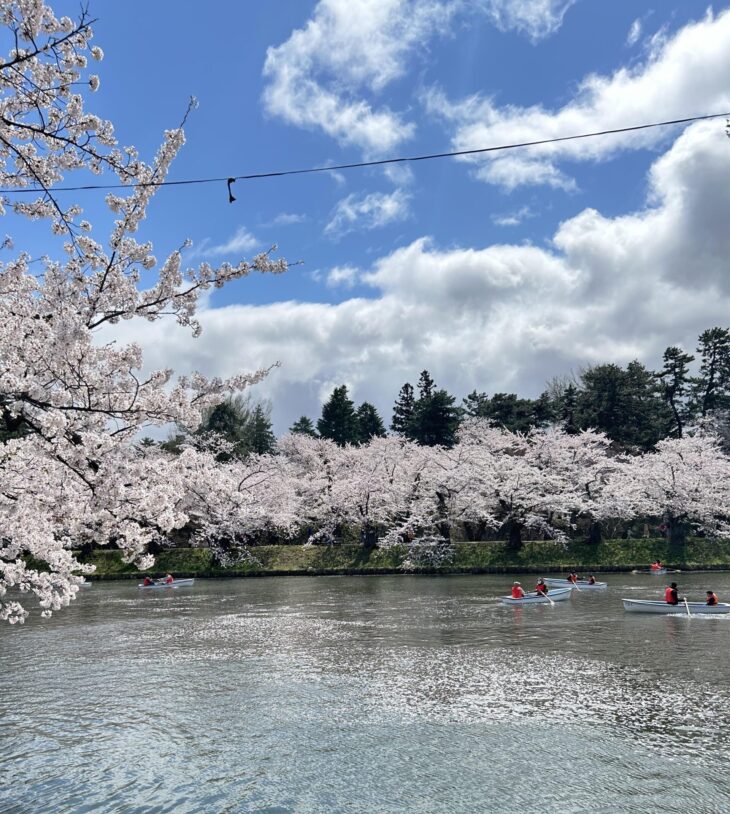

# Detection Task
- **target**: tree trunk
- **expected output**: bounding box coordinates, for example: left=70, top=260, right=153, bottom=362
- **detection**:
left=667, top=514, right=686, bottom=555
left=588, top=521, right=602, bottom=545
left=504, top=520, right=523, bottom=552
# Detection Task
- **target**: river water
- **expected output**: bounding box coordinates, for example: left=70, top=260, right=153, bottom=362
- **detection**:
left=2, top=572, right=730, bottom=813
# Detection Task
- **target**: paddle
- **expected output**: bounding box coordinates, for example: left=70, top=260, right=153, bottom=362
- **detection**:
left=683, top=598, right=692, bottom=618
left=538, top=589, right=555, bottom=607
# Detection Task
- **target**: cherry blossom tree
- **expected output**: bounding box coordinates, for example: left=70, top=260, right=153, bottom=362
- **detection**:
left=0, top=1, right=286, bottom=622
left=614, top=434, right=730, bottom=546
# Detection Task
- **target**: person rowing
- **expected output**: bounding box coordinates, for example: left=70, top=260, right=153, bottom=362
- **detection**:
left=567, top=572, right=579, bottom=584
left=706, top=590, right=719, bottom=606
left=587, top=575, right=596, bottom=585
left=142, top=576, right=155, bottom=586
left=511, top=581, right=526, bottom=599
left=535, top=579, right=549, bottom=595
left=650, top=561, right=664, bottom=572
left=665, top=582, right=681, bottom=605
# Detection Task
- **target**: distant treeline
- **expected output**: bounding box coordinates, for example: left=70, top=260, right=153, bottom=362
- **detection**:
left=290, top=326, right=730, bottom=452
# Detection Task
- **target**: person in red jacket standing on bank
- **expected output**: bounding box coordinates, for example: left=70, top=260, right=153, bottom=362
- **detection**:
left=665, top=582, right=680, bottom=605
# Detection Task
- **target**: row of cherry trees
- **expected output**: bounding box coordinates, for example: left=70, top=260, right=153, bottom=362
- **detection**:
left=2, top=1, right=730, bottom=624
left=170, top=423, right=730, bottom=562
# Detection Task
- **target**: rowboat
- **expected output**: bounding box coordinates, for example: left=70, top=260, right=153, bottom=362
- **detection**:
left=622, top=598, right=730, bottom=614
left=648, top=568, right=667, bottom=575
left=501, top=587, right=573, bottom=606
left=138, top=578, right=195, bottom=589
left=543, top=578, right=607, bottom=590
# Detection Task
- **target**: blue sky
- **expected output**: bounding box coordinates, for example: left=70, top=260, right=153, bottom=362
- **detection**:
left=34, top=0, right=730, bottom=431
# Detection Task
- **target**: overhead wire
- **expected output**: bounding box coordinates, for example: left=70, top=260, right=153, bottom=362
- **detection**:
left=1, top=111, right=728, bottom=199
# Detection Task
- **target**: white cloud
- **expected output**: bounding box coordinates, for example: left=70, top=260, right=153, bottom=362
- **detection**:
left=491, top=205, right=535, bottom=226
left=626, top=17, right=642, bottom=46
left=266, top=212, right=307, bottom=227
left=428, top=9, right=730, bottom=189
left=186, top=227, right=260, bottom=261
left=262, top=0, right=574, bottom=157
left=325, top=188, right=411, bottom=236
left=326, top=265, right=361, bottom=288
left=481, top=0, right=577, bottom=42
left=262, top=0, right=458, bottom=155
left=106, top=122, right=730, bottom=433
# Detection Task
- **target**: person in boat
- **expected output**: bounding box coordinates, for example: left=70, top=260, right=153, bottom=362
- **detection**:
left=567, top=572, right=578, bottom=584
left=587, top=575, right=596, bottom=585
left=706, top=591, right=719, bottom=606
left=664, top=582, right=680, bottom=605
left=163, top=573, right=174, bottom=584
left=511, top=581, right=526, bottom=599
left=535, top=579, right=549, bottom=595
left=142, top=576, right=155, bottom=586
left=650, top=561, right=663, bottom=571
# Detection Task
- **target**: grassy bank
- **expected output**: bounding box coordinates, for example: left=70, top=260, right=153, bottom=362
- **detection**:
left=82, top=538, right=730, bottom=579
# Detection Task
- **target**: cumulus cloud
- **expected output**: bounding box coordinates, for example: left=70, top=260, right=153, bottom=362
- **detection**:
left=262, top=0, right=575, bottom=156
left=262, top=0, right=458, bottom=154
left=325, top=188, right=411, bottom=236
left=105, top=122, right=730, bottom=433
left=427, top=8, right=730, bottom=189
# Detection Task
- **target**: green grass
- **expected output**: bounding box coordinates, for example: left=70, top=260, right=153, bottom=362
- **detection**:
left=80, top=538, right=730, bottom=579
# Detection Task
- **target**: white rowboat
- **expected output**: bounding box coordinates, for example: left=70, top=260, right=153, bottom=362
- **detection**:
left=501, top=587, right=573, bottom=606
left=543, top=578, right=607, bottom=590
left=647, top=568, right=667, bottom=575
left=138, top=578, right=195, bottom=590
left=622, top=598, right=730, bottom=614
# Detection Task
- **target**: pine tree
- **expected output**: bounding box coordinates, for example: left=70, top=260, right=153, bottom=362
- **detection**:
left=560, top=384, right=578, bottom=434
left=248, top=405, right=277, bottom=455
left=692, top=327, right=730, bottom=417
left=391, top=382, right=415, bottom=437
left=356, top=402, right=387, bottom=443
left=656, top=346, right=695, bottom=437
left=317, top=385, right=359, bottom=446
left=417, top=370, right=435, bottom=400
left=290, top=416, right=317, bottom=436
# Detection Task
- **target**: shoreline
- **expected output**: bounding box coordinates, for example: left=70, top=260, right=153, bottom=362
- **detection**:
left=80, top=539, right=730, bottom=580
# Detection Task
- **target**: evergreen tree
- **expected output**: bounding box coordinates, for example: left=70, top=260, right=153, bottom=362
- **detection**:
left=317, top=385, right=359, bottom=446
left=412, top=387, right=461, bottom=447
left=356, top=402, right=387, bottom=443
left=462, top=390, right=490, bottom=417
left=560, top=384, right=579, bottom=434
left=461, top=390, right=539, bottom=433
left=417, top=370, right=435, bottom=400
left=391, top=382, right=416, bottom=437
left=290, top=416, right=317, bottom=436
left=576, top=362, right=671, bottom=449
left=655, top=345, right=695, bottom=437
left=692, top=327, right=730, bottom=417
left=248, top=405, right=277, bottom=455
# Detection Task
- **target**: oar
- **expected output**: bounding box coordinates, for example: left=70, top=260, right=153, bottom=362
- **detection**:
left=683, top=598, right=692, bottom=618
left=539, top=590, right=555, bottom=607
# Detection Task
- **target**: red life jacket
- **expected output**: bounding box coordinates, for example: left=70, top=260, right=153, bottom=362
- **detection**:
left=707, top=593, right=719, bottom=606
left=511, top=586, right=524, bottom=599
left=536, top=583, right=548, bottom=594
left=165, top=575, right=174, bottom=584
left=665, top=587, right=678, bottom=604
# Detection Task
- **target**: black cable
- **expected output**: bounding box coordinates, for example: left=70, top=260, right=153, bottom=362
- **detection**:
left=1, top=111, right=727, bottom=196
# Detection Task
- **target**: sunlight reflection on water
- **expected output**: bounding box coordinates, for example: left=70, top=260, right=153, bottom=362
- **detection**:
left=2, top=573, right=730, bottom=813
